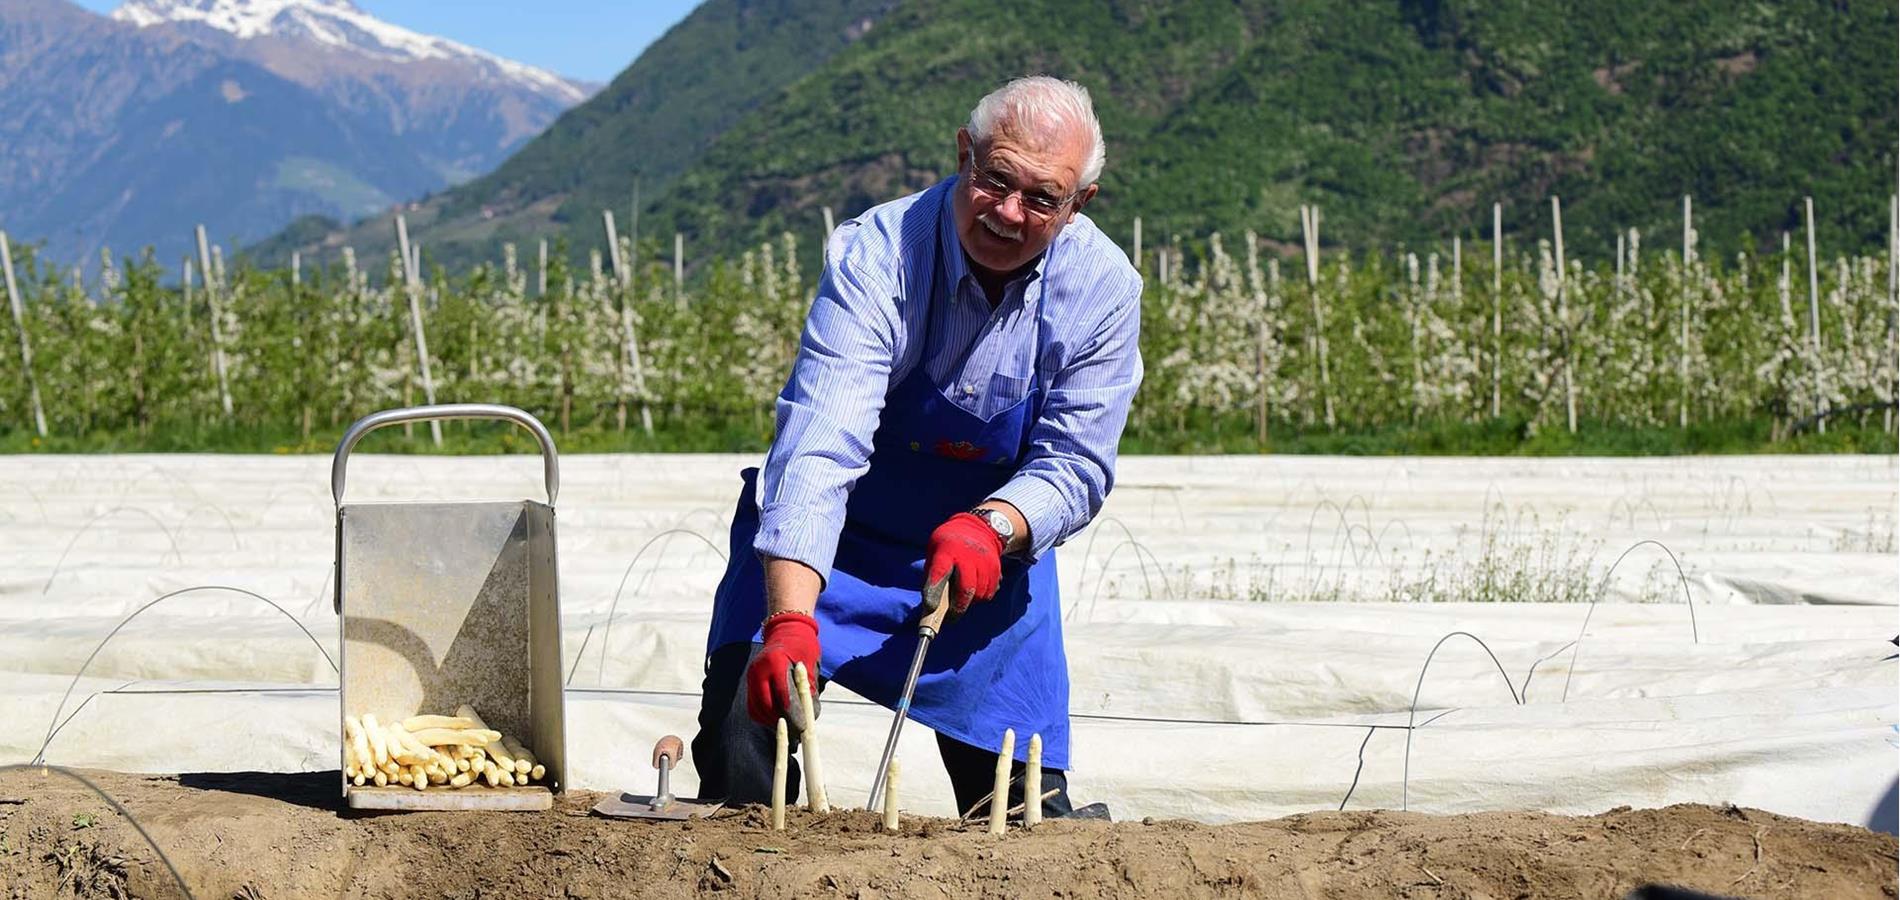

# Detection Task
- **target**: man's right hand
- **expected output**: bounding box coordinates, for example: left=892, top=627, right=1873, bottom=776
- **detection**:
left=745, top=611, right=821, bottom=726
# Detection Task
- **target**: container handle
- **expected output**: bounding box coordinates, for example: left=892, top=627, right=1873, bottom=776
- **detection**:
left=332, top=404, right=560, bottom=505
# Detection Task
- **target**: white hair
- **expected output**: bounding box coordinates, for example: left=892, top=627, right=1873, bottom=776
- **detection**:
left=966, top=76, right=1106, bottom=187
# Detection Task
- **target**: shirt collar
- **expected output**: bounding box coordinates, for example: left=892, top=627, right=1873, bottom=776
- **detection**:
left=939, top=176, right=1050, bottom=302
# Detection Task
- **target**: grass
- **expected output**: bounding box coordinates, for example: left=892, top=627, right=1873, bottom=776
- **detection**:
left=0, top=417, right=776, bottom=456
left=1117, top=415, right=1900, bottom=456
left=2, top=415, right=1893, bottom=456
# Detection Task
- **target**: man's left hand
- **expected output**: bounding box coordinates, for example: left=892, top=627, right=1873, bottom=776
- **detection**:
left=925, top=512, right=1004, bottom=616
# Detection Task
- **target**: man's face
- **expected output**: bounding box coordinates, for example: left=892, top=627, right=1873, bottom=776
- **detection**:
left=952, top=121, right=1098, bottom=277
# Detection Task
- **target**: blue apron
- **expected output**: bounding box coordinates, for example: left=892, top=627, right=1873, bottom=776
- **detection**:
left=704, top=246, right=1070, bottom=769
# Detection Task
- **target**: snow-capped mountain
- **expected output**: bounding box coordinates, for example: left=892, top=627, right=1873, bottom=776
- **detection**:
left=0, top=0, right=594, bottom=270
left=110, top=0, right=585, bottom=104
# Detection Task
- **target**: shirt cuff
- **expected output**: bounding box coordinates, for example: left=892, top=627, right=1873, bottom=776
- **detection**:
left=753, top=502, right=842, bottom=585
left=988, top=476, right=1074, bottom=562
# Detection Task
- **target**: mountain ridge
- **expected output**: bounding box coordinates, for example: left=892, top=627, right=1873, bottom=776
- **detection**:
left=249, top=0, right=899, bottom=272
left=0, top=0, right=592, bottom=269
left=110, top=0, right=587, bottom=102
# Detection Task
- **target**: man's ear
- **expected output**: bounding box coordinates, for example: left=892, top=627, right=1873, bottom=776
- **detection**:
left=955, top=128, right=972, bottom=170
left=1068, top=184, right=1100, bottom=221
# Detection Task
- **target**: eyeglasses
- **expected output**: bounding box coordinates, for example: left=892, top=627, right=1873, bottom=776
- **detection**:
left=964, top=148, right=1081, bottom=220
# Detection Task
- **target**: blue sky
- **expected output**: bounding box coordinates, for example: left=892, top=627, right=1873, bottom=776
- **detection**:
left=72, top=0, right=702, bottom=82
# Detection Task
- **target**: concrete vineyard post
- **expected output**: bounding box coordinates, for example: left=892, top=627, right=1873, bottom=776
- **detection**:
left=603, top=210, right=654, bottom=438
left=194, top=225, right=234, bottom=419
left=605, top=212, right=628, bottom=432
left=1553, top=196, right=1575, bottom=434
left=1452, top=236, right=1462, bottom=301
left=1680, top=196, right=1693, bottom=429
left=394, top=215, right=442, bottom=446
left=1249, top=230, right=1267, bottom=444
left=0, top=232, right=47, bottom=437
left=673, top=233, right=683, bottom=307
left=1408, top=253, right=1422, bottom=423
left=1301, top=204, right=1334, bottom=428
left=1616, top=232, right=1625, bottom=295
left=537, top=240, right=548, bottom=297
left=1803, top=197, right=1826, bottom=433
left=1492, top=202, right=1502, bottom=418
left=1780, top=232, right=1796, bottom=438
left=1132, top=216, right=1142, bottom=273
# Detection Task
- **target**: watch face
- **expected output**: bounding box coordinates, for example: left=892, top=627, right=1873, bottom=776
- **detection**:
left=979, top=508, right=1013, bottom=539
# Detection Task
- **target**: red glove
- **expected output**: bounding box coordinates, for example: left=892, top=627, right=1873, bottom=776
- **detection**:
left=925, top=512, right=1005, bottom=617
left=745, top=611, right=821, bottom=726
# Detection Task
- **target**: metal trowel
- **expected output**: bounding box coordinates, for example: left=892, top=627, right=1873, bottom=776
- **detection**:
left=864, top=575, right=952, bottom=811
left=592, top=735, right=723, bottom=821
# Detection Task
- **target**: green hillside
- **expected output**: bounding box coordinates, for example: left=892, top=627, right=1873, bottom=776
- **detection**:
left=258, top=0, right=1897, bottom=273
left=650, top=0, right=1896, bottom=262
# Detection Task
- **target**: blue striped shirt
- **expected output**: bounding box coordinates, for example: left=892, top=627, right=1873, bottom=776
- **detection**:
left=753, top=177, right=1144, bottom=581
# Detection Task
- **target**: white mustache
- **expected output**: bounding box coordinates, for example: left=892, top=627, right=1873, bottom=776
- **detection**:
left=979, top=213, right=1022, bottom=241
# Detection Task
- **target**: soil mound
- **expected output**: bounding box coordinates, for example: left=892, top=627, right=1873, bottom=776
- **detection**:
left=1, top=769, right=1892, bottom=899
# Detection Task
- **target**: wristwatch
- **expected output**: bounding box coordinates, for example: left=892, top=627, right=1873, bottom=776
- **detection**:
left=969, top=506, right=1015, bottom=547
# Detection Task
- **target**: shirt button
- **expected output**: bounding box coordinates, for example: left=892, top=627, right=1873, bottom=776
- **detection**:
left=962, top=383, right=975, bottom=396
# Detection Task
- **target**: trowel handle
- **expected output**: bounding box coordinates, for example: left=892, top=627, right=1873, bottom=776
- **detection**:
left=652, top=735, right=685, bottom=770
left=332, top=404, right=560, bottom=505
left=918, top=576, right=951, bottom=637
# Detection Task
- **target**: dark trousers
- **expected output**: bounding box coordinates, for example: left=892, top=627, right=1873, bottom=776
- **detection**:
left=691, top=641, right=1073, bottom=819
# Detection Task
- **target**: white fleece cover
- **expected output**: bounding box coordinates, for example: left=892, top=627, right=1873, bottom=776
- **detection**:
left=0, top=454, right=1893, bottom=829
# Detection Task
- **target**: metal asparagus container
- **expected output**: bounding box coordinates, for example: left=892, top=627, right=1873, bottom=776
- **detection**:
left=332, top=404, right=567, bottom=811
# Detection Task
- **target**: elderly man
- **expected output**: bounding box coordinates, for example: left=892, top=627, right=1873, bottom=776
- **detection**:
left=692, top=76, right=1142, bottom=820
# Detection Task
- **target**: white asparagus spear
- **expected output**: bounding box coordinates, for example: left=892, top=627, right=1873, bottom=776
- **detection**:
left=362, top=714, right=390, bottom=767
left=408, top=728, right=498, bottom=747
left=989, top=729, right=1015, bottom=836
left=771, top=718, right=788, bottom=831
left=384, top=724, right=428, bottom=766
left=791, top=662, right=829, bottom=813
left=372, top=770, right=388, bottom=788
left=529, top=764, right=545, bottom=781
left=449, top=771, right=474, bottom=788
left=402, top=715, right=476, bottom=731
left=1025, top=734, right=1043, bottom=828
left=500, top=737, right=535, bottom=775
left=344, top=716, right=372, bottom=776
left=409, top=764, right=427, bottom=791
left=451, top=705, right=506, bottom=750
left=882, top=758, right=900, bottom=833
left=387, top=722, right=428, bottom=756
left=485, top=738, right=518, bottom=773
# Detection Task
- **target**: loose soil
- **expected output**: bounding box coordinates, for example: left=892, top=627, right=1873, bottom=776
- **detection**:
left=0, top=769, right=1892, bottom=899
